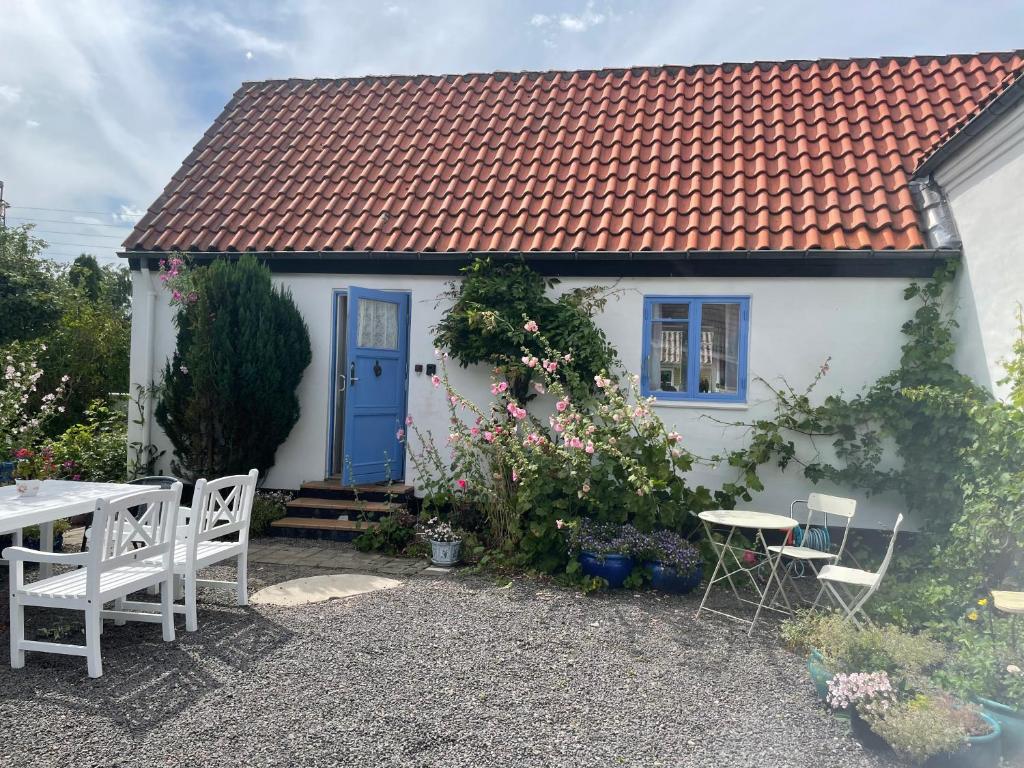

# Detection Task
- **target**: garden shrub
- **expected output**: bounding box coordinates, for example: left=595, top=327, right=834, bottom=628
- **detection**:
left=46, top=400, right=127, bottom=482
left=156, top=255, right=312, bottom=480
left=864, top=694, right=974, bottom=764
left=354, top=511, right=417, bottom=555
left=249, top=490, right=292, bottom=537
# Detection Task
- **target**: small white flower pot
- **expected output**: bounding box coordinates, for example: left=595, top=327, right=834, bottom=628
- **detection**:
left=14, top=478, right=41, bottom=497
left=430, top=539, right=462, bottom=567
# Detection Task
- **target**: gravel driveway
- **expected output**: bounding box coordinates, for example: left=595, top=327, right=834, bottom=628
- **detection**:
left=0, top=560, right=895, bottom=768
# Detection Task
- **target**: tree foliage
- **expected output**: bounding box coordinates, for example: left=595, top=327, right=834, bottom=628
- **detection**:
left=433, top=258, right=619, bottom=401
left=0, top=225, right=62, bottom=346
left=156, top=255, right=312, bottom=481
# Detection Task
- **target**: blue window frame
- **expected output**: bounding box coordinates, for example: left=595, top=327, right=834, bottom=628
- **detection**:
left=641, top=296, right=750, bottom=403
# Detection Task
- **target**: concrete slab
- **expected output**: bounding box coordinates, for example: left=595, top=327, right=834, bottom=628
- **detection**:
left=250, top=573, right=404, bottom=607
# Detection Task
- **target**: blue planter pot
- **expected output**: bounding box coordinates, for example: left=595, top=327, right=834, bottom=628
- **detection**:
left=925, top=712, right=1002, bottom=768
left=0, top=460, right=14, bottom=485
left=807, top=650, right=831, bottom=702
left=975, top=697, right=1021, bottom=762
left=579, top=552, right=634, bottom=588
left=647, top=562, right=702, bottom=594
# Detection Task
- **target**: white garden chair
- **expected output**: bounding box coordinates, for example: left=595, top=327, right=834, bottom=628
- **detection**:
left=120, top=470, right=258, bottom=631
left=4, top=484, right=182, bottom=678
left=816, top=513, right=904, bottom=628
left=766, top=493, right=857, bottom=605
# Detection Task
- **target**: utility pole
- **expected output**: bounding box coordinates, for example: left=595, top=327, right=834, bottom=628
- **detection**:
left=0, top=180, right=7, bottom=228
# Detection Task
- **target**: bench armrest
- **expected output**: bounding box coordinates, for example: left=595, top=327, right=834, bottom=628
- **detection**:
left=2, top=546, right=90, bottom=566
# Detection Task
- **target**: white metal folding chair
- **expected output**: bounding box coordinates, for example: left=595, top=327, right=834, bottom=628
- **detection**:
left=123, top=470, right=258, bottom=631
left=816, top=513, right=904, bottom=628
left=4, top=484, right=182, bottom=677
left=766, top=493, right=856, bottom=606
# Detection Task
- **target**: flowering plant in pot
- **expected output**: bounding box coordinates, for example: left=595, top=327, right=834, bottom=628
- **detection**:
left=826, top=671, right=898, bottom=751
left=564, top=518, right=648, bottom=588
left=417, top=517, right=463, bottom=566
left=12, top=446, right=57, bottom=497
left=639, top=529, right=702, bottom=594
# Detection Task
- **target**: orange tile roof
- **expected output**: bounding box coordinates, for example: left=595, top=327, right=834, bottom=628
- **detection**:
left=125, top=52, right=1023, bottom=255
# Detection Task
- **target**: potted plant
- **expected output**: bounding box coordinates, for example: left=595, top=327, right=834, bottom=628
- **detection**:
left=22, top=518, right=71, bottom=552
left=826, top=671, right=897, bottom=752
left=418, top=517, right=462, bottom=567
left=12, top=447, right=56, bottom=497
left=641, top=529, right=702, bottom=594
left=567, top=519, right=643, bottom=588
left=864, top=693, right=1001, bottom=767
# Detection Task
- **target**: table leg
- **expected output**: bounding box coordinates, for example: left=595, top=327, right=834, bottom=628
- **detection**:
left=697, top=524, right=733, bottom=618
left=39, top=520, right=54, bottom=579
left=748, top=529, right=791, bottom=636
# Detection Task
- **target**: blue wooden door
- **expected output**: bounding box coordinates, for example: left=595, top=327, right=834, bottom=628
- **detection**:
left=341, top=287, right=409, bottom=485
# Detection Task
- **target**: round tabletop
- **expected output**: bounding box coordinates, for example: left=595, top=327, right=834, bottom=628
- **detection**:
left=991, top=590, right=1024, bottom=615
left=698, top=509, right=798, bottom=530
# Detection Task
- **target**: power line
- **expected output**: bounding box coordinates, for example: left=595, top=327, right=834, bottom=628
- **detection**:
left=7, top=216, right=137, bottom=229
left=10, top=205, right=144, bottom=217
left=40, top=239, right=128, bottom=249
left=31, top=228, right=126, bottom=240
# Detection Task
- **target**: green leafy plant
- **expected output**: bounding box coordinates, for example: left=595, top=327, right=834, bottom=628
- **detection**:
left=354, top=511, right=417, bottom=554
left=249, top=490, right=292, bottom=538
left=156, top=255, right=312, bottom=480
left=864, top=693, right=985, bottom=764
left=46, top=400, right=128, bottom=482
left=938, top=599, right=1024, bottom=711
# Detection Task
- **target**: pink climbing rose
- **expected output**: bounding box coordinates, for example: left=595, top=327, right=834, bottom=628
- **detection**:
left=523, top=319, right=539, bottom=333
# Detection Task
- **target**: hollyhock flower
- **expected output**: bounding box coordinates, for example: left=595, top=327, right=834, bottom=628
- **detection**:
left=667, top=431, right=681, bottom=443
left=431, top=375, right=441, bottom=387
left=523, top=320, right=539, bottom=333
left=555, top=519, right=565, bottom=529
left=563, top=353, right=572, bottom=362
left=594, top=374, right=611, bottom=388
left=511, top=468, right=519, bottom=482
left=172, top=290, right=182, bottom=301
left=396, top=428, right=405, bottom=441
left=543, top=359, right=557, bottom=373
left=585, top=441, right=595, bottom=454
left=470, top=426, right=480, bottom=436
left=456, top=478, right=467, bottom=490
left=521, top=356, right=539, bottom=368
left=450, top=395, right=459, bottom=406
left=568, top=436, right=584, bottom=449
left=742, top=550, right=758, bottom=566
left=406, top=415, right=414, bottom=425
left=483, top=431, right=495, bottom=443
left=555, top=398, right=569, bottom=413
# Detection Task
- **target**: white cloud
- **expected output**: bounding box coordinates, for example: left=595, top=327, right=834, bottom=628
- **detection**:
left=24, top=119, right=39, bottom=128
left=530, top=14, right=551, bottom=27
left=0, top=84, right=22, bottom=105
left=181, top=10, right=287, bottom=57
left=559, top=4, right=606, bottom=32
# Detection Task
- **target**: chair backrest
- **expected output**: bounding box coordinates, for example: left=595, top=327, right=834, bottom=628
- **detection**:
left=792, top=493, right=857, bottom=557
left=128, top=475, right=180, bottom=489
left=868, top=513, right=904, bottom=596
left=187, top=469, right=259, bottom=550
left=88, top=484, right=183, bottom=592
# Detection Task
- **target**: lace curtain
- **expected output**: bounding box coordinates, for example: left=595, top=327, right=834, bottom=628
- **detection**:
left=357, top=298, right=398, bottom=350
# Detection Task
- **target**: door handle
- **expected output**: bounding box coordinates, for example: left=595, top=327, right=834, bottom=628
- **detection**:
left=337, top=369, right=347, bottom=393
left=350, top=362, right=359, bottom=387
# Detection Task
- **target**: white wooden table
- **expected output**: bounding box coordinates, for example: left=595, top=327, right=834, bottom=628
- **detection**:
left=1, top=480, right=137, bottom=577
left=695, top=509, right=798, bottom=635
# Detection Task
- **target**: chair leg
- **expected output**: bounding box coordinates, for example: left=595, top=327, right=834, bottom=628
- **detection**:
left=184, top=572, right=198, bottom=632
left=113, top=597, right=127, bottom=627
left=85, top=603, right=103, bottom=678
left=9, top=594, right=25, bottom=669
left=236, top=551, right=248, bottom=607
left=161, top=577, right=176, bottom=642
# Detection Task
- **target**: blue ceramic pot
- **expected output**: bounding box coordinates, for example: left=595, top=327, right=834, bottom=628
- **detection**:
left=976, top=697, right=1022, bottom=761
left=925, top=712, right=1001, bottom=768
left=807, top=650, right=831, bottom=702
left=647, top=562, right=702, bottom=594
left=579, top=552, right=634, bottom=588
left=0, top=460, right=15, bottom=485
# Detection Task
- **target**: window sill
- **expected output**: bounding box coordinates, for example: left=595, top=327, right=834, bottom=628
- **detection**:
left=650, top=399, right=749, bottom=411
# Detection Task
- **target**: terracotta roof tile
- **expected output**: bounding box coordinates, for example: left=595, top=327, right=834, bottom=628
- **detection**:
left=126, top=52, right=1023, bottom=255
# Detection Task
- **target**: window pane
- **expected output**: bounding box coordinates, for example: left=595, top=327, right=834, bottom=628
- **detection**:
left=653, top=302, right=689, bottom=321
left=648, top=318, right=688, bottom=393
left=698, top=303, right=741, bottom=395
left=357, top=298, right=398, bottom=350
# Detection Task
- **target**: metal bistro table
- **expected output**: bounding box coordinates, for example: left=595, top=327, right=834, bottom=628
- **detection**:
left=696, top=509, right=799, bottom=635
left=1, top=480, right=137, bottom=578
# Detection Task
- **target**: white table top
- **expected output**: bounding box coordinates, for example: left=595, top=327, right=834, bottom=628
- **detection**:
left=0, top=480, right=138, bottom=532
left=698, top=509, right=798, bottom=530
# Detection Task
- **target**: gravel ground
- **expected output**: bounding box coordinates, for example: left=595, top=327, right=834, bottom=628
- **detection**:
left=0, top=560, right=897, bottom=768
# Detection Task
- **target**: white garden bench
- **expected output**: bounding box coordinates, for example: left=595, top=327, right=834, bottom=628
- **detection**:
left=4, top=484, right=183, bottom=678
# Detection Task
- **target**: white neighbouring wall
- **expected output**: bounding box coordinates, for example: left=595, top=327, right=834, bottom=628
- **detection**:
left=129, top=268, right=918, bottom=529
left=934, top=97, right=1024, bottom=398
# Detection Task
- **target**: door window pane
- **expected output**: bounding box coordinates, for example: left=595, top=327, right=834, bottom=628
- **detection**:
left=698, top=303, right=741, bottom=395
left=357, top=298, right=398, bottom=350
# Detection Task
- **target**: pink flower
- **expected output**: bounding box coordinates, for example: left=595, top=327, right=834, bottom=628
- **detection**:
left=483, top=431, right=495, bottom=443
left=456, top=478, right=467, bottom=490
left=542, top=359, right=558, bottom=373
left=396, top=428, right=405, bottom=441
left=171, top=290, right=182, bottom=301
left=431, top=375, right=441, bottom=388
left=490, top=381, right=509, bottom=395
left=179, top=365, right=189, bottom=374
left=511, top=468, right=519, bottom=482
left=667, top=431, right=681, bottom=443
left=406, top=415, right=414, bottom=425
left=555, top=519, right=565, bottom=529
left=521, top=356, right=538, bottom=368
left=450, top=395, right=459, bottom=407
left=563, top=353, right=572, bottom=362
left=555, top=398, right=569, bottom=413
left=585, top=441, right=595, bottom=454
left=470, top=426, right=480, bottom=436
left=523, top=320, right=539, bottom=333
left=568, top=436, right=584, bottom=449
left=742, top=550, right=758, bottom=566
left=594, top=374, right=611, bottom=388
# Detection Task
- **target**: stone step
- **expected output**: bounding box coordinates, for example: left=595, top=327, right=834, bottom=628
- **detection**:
left=269, top=516, right=380, bottom=542
left=299, top=480, right=415, bottom=502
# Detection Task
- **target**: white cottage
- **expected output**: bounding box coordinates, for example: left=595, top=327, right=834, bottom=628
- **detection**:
left=122, top=52, right=1024, bottom=531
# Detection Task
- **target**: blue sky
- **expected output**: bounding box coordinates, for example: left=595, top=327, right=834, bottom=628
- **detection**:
left=0, top=0, right=1020, bottom=264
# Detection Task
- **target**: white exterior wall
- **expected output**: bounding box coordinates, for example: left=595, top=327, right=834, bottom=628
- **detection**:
left=936, top=98, right=1024, bottom=397
left=129, top=270, right=916, bottom=529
